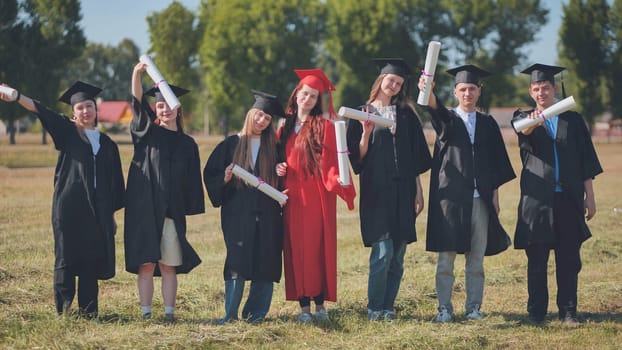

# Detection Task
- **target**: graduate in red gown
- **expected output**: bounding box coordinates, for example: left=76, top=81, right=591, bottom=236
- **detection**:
left=276, top=69, right=356, bottom=323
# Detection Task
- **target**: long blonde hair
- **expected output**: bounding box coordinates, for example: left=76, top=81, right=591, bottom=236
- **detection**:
left=367, top=74, right=415, bottom=110
left=232, top=108, right=278, bottom=188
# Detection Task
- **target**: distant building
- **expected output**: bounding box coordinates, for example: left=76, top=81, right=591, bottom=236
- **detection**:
left=97, top=101, right=133, bottom=124
left=593, top=111, right=622, bottom=142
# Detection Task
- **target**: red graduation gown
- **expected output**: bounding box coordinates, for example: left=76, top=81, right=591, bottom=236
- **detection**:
left=279, top=119, right=355, bottom=302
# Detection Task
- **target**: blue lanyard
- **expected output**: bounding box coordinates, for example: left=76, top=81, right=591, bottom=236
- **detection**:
left=544, top=116, right=561, bottom=192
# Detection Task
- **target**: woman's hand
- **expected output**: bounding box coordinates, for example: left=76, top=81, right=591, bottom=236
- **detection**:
left=280, top=188, right=289, bottom=207
left=0, top=83, right=18, bottom=102
left=224, top=163, right=234, bottom=183
left=360, top=105, right=375, bottom=136
left=276, top=162, right=288, bottom=177
left=417, top=75, right=437, bottom=108
left=133, top=62, right=147, bottom=74
left=132, top=63, right=148, bottom=100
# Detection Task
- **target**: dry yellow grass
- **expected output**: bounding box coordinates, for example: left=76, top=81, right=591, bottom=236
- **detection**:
left=1, top=133, right=621, bottom=349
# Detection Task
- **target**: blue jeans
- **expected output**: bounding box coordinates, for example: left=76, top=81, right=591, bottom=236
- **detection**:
left=223, top=279, right=273, bottom=322
left=367, top=239, right=406, bottom=312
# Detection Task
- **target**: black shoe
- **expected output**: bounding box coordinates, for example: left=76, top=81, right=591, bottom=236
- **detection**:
left=561, top=311, right=580, bottom=326
left=142, top=312, right=152, bottom=320
left=164, top=313, right=175, bottom=323
left=527, top=314, right=545, bottom=324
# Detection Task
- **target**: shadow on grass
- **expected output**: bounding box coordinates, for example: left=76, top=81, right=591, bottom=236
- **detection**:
left=168, top=314, right=350, bottom=331
left=496, top=311, right=622, bottom=327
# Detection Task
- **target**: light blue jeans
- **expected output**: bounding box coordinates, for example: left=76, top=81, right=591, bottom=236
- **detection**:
left=367, top=239, right=407, bottom=312
left=222, top=279, right=273, bottom=323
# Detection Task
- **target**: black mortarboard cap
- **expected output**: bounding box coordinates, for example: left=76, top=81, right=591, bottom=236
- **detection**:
left=251, top=89, right=285, bottom=118
left=521, top=63, right=567, bottom=97
left=446, top=64, right=491, bottom=85
left=520, top=63, right=565, bottom=84
left=373, top=58, right=412, bottom=78
left=58, top=81, right=102, bottom=106
left=145, top=84, right=190, bottom=102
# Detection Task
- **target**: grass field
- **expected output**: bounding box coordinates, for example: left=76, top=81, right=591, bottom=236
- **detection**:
left=1, top=133, right=621, bottom=349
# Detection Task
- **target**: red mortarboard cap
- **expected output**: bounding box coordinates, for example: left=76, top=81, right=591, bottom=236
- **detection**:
left=294, top=68, right=336, bottom=93
left=293, top=68, right=337, bottom=118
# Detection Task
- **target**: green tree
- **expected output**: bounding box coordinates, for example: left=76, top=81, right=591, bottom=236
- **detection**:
left=607, top=0, right=622, bottom=118
left=199, top=0, right=325, bottom=135
left=444, top=0, right=548, bottom=109
left=0, top=0, right=85, bottom=144
left=325, top=0, right=451, bottom=109
left=63, top=39, right=141, bottom=101
left=559, top=0, right=610, bottom=126
left=0, top=0, right=24, bottom=144
left=147, top=1, right=201, bottom=130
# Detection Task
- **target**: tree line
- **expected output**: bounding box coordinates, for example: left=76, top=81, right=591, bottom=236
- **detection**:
left=1, top=0, right=620, bottom=143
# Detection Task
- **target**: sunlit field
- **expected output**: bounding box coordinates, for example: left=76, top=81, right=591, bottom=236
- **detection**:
left=1, top=132, right=621, bottom=349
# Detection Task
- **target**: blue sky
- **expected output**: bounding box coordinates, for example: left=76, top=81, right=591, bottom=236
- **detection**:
left=81, top=0, right=563, bottom=66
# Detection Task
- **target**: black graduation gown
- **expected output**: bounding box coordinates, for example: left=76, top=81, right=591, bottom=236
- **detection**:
left=425, top=102, right=516, bottom=255
left=203, top=135, right=283, bottom=282
left=346, top=105, right=432, bottom=246
left=124, top=97, right=205, bottom=275
left=513, top=110, right=603, bottom=249
left=35, top=101, right=124, bottom=280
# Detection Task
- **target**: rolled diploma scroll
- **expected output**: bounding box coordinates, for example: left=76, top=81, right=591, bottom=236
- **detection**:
left=337, top=106, right=396, bottom=129
left=334, top=121, right=350, bottom=186
left=512, top=96, right=576, bottom=133
left=0, top=86, right=18, bottom=100
left=139, top=54, right=181, bottom=110
left=232, top=165, right=288, bottom=205
left=417, top=41, right=442, bottom=105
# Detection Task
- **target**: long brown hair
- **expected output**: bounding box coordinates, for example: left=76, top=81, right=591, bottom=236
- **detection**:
left=232, top=108, right=278, bottom=188
left=279, top=85, right=324, bottom=178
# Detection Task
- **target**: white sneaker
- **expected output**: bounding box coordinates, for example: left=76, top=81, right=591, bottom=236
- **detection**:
left=368, top=309, right=383, bottom=321
left=297, top=312, right=313, bottom=323
left=314, top=309, right=329, bottom=321
left=383, top=310, right=395, bottom=322
left=434, top=305, right=452, bottom=323
left=466, top=305, right=484, bottom=320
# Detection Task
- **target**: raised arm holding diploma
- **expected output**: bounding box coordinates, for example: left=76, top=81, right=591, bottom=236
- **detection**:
left=139, top=54, right=181, bottom=110
left=417, top=41, right=441, bottom=106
